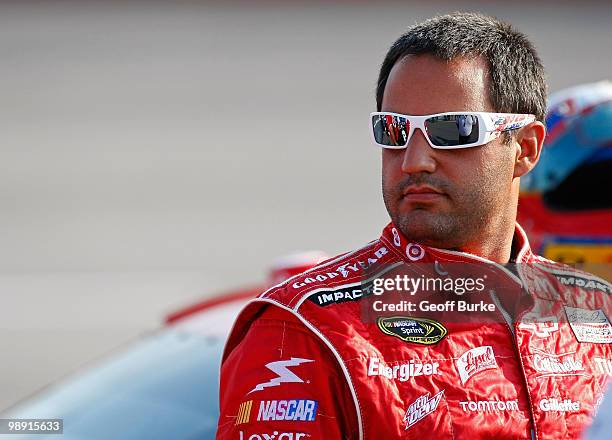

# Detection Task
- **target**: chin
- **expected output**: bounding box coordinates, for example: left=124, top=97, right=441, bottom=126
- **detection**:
left=395, top=211, right=459, bottom=247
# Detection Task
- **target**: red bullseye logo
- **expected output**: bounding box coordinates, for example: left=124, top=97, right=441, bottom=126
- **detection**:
left=406, top=243, right=425, bottom=261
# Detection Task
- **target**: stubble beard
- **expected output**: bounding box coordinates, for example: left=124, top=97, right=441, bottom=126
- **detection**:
left=382, top=178, right=495, bottom=250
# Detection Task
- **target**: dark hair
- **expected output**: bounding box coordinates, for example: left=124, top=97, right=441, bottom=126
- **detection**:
left=376, top=12, right=547, bottom=122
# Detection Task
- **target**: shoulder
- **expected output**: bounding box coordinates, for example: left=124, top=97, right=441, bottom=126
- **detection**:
left=222, top=237, right=399, bottom=361
left=530, top=254, right=611, bottom=296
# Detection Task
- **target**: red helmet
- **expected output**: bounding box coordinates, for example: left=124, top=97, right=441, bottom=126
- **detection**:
left=518, top=81, right=612, bottom=264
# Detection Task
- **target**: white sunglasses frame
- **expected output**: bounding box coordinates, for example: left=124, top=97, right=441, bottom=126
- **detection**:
left=370, top=111, right=536, bottom=150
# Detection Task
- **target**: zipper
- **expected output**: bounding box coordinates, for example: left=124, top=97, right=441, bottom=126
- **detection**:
left=489, top=289, right=539, bottom=440
left=490, top=289, right=514, bottom=334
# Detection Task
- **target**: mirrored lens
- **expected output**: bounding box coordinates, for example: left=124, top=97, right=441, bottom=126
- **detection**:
left=425, top=114, right=479, bottom=146
left=372, top=114, right=409, bottom=147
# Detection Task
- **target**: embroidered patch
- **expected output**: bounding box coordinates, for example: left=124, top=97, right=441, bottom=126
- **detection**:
left=403, top=390, right=445, bottom=430
left=565, top=306, right=612, bottom=344
left=455, top=346, right=499, bottom=385
left=377, top=316, right=447, bottom=345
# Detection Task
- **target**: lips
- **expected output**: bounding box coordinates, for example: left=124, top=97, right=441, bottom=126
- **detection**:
left=403, top=185, right=444, bottom=195
left=401, top=185, right=445, bottom=202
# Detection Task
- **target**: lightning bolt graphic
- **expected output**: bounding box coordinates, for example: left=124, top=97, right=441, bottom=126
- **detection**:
left=248, top=357, right=314, bottom=394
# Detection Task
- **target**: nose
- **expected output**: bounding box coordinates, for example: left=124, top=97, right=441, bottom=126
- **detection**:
left=401, top=128, right=437, bottom=174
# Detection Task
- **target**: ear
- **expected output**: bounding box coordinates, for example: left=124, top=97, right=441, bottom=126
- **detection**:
left=513, top=121, right=546, bottom=179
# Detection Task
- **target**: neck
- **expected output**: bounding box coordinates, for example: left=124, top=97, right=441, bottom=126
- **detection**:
left=457, top=184, right=521, bottom=264
left=458, top=212, right=518, bottom=263
left=457, top=228, right=515, bottom=263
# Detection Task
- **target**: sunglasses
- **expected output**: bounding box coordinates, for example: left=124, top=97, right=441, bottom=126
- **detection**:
left=370, top=111, right=536, bottom=149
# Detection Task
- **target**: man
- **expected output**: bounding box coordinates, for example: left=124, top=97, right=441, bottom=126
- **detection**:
left=217, top=13, right=611, bottom=440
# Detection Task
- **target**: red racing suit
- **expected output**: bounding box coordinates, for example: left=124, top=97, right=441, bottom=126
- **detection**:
left=217, top=223, right=612, bottom=439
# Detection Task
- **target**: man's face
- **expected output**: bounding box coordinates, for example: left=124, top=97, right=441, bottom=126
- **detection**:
left=381, top=54, right=517, bottom=249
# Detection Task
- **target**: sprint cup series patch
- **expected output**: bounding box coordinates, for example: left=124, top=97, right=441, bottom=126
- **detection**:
left=565, top=306, right=612, bottom=344
left=377, top=316, right=447, bottom=345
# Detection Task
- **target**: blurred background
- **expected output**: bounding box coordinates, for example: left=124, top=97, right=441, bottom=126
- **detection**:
left=1, top=0, right=611, bottom=412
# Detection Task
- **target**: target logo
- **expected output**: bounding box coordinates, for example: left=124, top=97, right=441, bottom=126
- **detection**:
left=406, top=243, right=425, bottom=261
